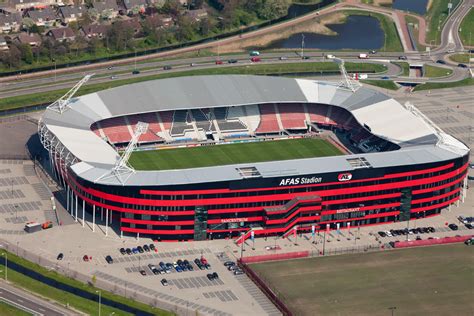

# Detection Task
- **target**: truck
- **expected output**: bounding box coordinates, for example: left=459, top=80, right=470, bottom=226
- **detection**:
left=358, top=53, right=369, bottom=59
left=25, top=222, right=42, bottom=233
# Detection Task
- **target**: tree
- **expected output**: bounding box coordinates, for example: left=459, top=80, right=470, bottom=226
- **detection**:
left=19, top=44, right=34, bottom=64
left=161, top=0, right=183, bottom=17
left=87, top=37, right=102, bottom=54
left=4, top=45, right=21, bottom=68
left=198, top=17, right=216, bottom=37
left=175, top=15, right=194, bottom=42
left=107, top=21, right=134, bottom=51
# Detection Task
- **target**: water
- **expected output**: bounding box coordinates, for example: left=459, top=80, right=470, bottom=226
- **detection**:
left=268, top=15, right=384, bottom=50
left=392, top=0, right=428, bottom=15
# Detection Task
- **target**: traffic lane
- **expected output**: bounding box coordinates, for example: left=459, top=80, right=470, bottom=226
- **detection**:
left=0, top=287, right=64, bottom=316
left=0, top=58, right=396, bottom=98
left=0, top=51, right=406, bottom=91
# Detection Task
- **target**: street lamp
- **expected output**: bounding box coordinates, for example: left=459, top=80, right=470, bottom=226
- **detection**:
left=96, top=290, right=101, bottom=316
left=1, top=252, right=7, bottom=281
left=388, top=306, right=397, bottom=316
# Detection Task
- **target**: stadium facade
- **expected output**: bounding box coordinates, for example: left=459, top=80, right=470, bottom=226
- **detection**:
left=38, top=75, right=470, bottom=242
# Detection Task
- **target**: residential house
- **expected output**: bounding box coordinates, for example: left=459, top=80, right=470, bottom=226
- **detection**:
left=92, top=0, right=119, bottom=20
left=121, top=0, right=146, bottom=15
left=26, top=7, right=59, bottom=27
left=0, top=35, right=8, bottom=50
left=80, top=24, right=109, bottom=39
left=144, top=14, right=172, bottom=29
left=0, top=12, right=21, bottom=33
left=121, top=17, right=141, bottom=35
left=185, top=8, right=207, bottom=22
left=46, top=26, right=75, bottom=41
left=9, top=0, right=57, bottom=12
left=58, top=5, right=85, bottom=24
left=14, top=32, right=41, bottom=46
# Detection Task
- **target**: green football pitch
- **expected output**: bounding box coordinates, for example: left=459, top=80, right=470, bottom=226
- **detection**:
left=129, top=138, right=343, bottom=171
left=250, top=244, right=474, bottom=316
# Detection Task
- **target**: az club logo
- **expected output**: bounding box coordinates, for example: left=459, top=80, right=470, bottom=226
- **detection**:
left=338, top=173, right=352, bottom=182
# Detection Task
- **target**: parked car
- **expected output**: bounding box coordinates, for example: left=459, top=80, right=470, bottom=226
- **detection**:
left=234, top=269, right=244, bottom=275
left=416, top=236, right=422, bottom=241
left=149, top=244, right=156, bottom=251
left=207, top=273, right=215, bottom=280
left=139, top=270, right=146, bottom=276
left=212, top=272, right=219, bottom=279
left=161, top=278, right=169, bottom=286
left=137, top=246, right=144, bottom=253
left=83, top=255, right=89, bottom=262
left=224, top=261, right=235, bottom=267
left=132, top=248, right=138, bottom=254
left=105, top=255, right=113, bottom=264
left=143, top=245, right=150, bottom=252
left=57, top=253, right=64, bottom=260
left=465, top=223, right=473, bottom=229
left=119, top=248, right=126, bottom=255
left=126, top=248, right=132, bottom=255
left=448, top=223, right=459, bottom=231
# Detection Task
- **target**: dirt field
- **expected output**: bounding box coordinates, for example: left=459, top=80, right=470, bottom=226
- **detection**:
left=251, top=244, right=474, bottom=316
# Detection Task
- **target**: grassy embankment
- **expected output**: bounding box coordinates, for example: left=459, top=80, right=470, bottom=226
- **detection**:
left=361, top=79, right=399, bottom=90
left=423, top=64, right=453, bottom=77
left=393, top=61, right=409, bottom=76
left=414, top=78, right=474, bottom=91
left=459, top=8, right=473, bottom=47
left=449, top=53, right=470, bottom=63
left=0, top=62, right=386, bottom=112
left=0, top=250, right=172, bottom=316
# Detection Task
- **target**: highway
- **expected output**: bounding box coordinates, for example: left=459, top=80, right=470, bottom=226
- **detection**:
left=0, top=281, right=76, bottom=315
left=0, top=1, right=472, bottom=99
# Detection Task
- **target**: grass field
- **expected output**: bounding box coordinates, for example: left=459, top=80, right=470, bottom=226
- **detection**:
left=449, top=53, right=470, bottom=63
left=414, top=78, right=474, bottom=91
left=129, top=138, right=343, bottom=171
left=423, top=64, right=453, bottom=77
left=251, top=244, right=474, bottom=316
left=361, top=79, right=399, bottom=90
left=0, top=300, right=32, bottom=316
left=425, top=0, right=462, bottom=43
left=459, top=8, right=473, bottom=46
left=393, top=61, right=409, bottom=76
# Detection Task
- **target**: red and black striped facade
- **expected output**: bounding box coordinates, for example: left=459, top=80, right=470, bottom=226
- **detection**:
left=62, top=151, right=470, bottom=241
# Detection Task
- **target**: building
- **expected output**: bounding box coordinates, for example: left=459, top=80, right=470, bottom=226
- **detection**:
left=38, top=75, right=470, bottom=242
left=0, top=12, right=21, bottom=33
left=185, top=8, right=207, bottom=22
left=26, top=7, right=59, bottom=27
left=13, top=31, right=41, bottom=46
left=92, top=0, right=119, bottom=19
left=121, top=0, right=146, bottom=14
left=46, top=26, right=75, bottom=41
left=0, top=35, right=8, bottom=50
left=58, top=5, right=85, bottom=24
left=9, top=0, right=56, bottom=12
left=80, top=23, right=109, bottom=38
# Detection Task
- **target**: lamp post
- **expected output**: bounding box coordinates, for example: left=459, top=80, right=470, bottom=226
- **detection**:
left=388, top=306, right=397, bottom=316
left=1, top=252, right=7, bottom=281
left=96, top=290, right=101, bottom=316
left=301, top=33, right=305, bottom=59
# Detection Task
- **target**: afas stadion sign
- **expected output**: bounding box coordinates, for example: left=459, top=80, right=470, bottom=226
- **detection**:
left=278, top=173, right=353, bottom=186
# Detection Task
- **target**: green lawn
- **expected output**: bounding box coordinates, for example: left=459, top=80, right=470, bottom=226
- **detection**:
left=0, top=61, right=386, bottom=112
left=425, top=0, right=462, bottom=44
left=361, top=79, right=399, bottom=90
left=0, top=300, right=32, bottom=316
left=250, top=244, right=474, bottom=316
left=449, top=53, right=470, bottom=63
left=129, top=138, right=343, bottom=171
left=423, top=64, right=453, bottom=77
left=413, top=78, right=474, bottom=91
left=459, top=8, right=473, bottom=46
left=0, top=250, right=172, bottom=316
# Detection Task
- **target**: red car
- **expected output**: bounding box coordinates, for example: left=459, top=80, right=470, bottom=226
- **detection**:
left=83, top=255, right=89, bottom=262
left=250, top=57, right=261, bottom=62
left=215, top=60, right=223, bottom=65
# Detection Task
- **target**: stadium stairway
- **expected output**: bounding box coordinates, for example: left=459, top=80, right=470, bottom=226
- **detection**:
left=273, top=104, right=285, bottom=131
left=235, top=227, right=264, bottom=245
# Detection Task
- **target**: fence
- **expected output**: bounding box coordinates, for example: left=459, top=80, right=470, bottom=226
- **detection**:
left=241, top=250, right=309, bottom=263
left=238, top=260, right=293, bottom=316
left=393, top=235, right=473, bottom=248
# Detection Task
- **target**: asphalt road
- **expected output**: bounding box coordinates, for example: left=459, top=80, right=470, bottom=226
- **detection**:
left=0, top=281, right=74, bottom=315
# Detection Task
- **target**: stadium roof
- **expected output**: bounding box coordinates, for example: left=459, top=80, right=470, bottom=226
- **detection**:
left=40, top=75, right=469, bottom=186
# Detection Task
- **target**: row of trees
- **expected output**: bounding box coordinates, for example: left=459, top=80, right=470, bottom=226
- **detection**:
left=0, top=0, right=294, bottom=70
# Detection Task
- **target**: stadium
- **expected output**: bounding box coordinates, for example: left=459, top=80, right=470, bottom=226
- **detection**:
left=38, top=74, right=470, bottom=242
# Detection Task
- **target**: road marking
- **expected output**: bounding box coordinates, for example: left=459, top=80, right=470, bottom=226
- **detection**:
left=17, top=299, right=24, bottom=303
